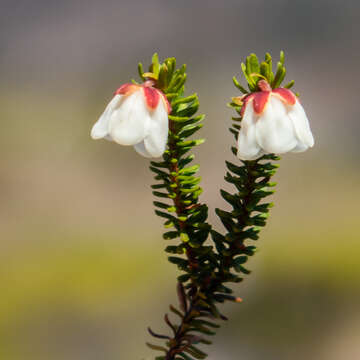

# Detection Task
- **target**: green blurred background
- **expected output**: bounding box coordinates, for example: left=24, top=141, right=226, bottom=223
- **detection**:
left=1, top=0, right=359, bottom=359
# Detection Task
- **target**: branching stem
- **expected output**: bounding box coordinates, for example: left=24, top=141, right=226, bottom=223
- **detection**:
left=145, top=52, right=287, bottom=360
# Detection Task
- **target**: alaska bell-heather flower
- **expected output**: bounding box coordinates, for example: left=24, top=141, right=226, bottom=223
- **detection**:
left=91, top=82, right=171, bottom=158
left=236, top=80, right=314, bottom=160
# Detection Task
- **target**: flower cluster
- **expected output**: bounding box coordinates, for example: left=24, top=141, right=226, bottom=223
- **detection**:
left=91, top=80, right=313, bottom=161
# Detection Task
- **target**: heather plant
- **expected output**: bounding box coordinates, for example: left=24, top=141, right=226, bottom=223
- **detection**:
left=91, top=52, right=314, bottom=360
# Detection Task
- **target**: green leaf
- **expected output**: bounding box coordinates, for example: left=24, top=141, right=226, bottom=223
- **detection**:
left=168, top=114, right=190, bottom=122
left=151, top=53, right=160, bottom=76
left=177, top=101, right=200, bottom=117
left=164, top=57, right=176, bottom=79
left=146, top=342, right=168, bottom=352
left=220, top=189, right=240, bottom=208
left=153, top=191, right=170, bottom=198
left=247, top=53, right=260, bottom=77
left=260, top=61, right=273, bottom=83
left=177, top=353, right=195, bottom=360
left=184, top=345, right=207, bottom=359
left=179, top=177, right=201, bottom=186
left=172, top=93, right=198, bottom=107
left=155, top=210, right=177, bottom=220
left=172, top=74, right=187, bottom=92
left=163, top=231, right=180, bottom=240
left=241, top=62, right=256, bottom=90
left=178, top=155, right=195, bottom=167
left=168, top=256, right=188, bottom=266
left=232, top=76, right=248, bottom=94
left=138, top=62, right=145, bottom=80
left=165, top=245, right=183, bottom=254
left=169, top=304, right=184, bottom=318
left=177, top=139, right=205, bottom=147
left=151, top=183, right=167, bottom=189
left=180, top=186, right=200, bottom=194
left=233, top=256, right=248, bottom=265
left=225, top=161, right=247, bottom=176
left=180, top=232, right=190, bottom=242
left=272, top=61, right=286, bottom=88
left=284, top=80, right=295, bottom=89
left=179, top=165, right=200, bottom=175
left=234, top=264, right=251, bottom=274
left=177, top=273, right=191, bottom=282
left=280, top=50, right=285, bottom=65
left=158, top=63, right=169, bottom=89
left=179, top=123, right=203, bottom=138
left=265, top=53, right=274, bottom=82
left=153, top=201, right=171, bottom=209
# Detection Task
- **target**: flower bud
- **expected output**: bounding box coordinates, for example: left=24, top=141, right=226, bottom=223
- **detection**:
left=236, top=82, right=314, bottom=160
left=91, top=83, right=171, bottom=158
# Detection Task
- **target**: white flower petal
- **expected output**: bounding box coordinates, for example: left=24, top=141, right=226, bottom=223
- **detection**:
left=255, top=96, right=298, bottom=154
left=143, top=102, right=169, bottom=158
left=104, top=135, right=113, bottom=142
left=108, top=91, right=150, bottom=145
left=288, top=101, right=314, bottom=148
left=237, top=103, right=263, bottom=160
left=134, top=141, right=153, bottom=158
left=291, top=142, right=309, bottom=153
left=91, top=95, right=122, bottom=139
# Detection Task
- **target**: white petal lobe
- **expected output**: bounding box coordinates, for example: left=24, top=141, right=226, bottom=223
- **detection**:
left=91, top=95, right=122, bottom=139
left=255, top=96, right=298, bottom=154
left=291, top=142, right=309, bottom=153
left=288, top=101, right=314, bottom=148
left=143, top=102, right=169, bottom=158
left=108, top=91, right=150, bottom=145
left=237, top=103, right=263, bottom=160
left=134, top=141, right=153, bottom=158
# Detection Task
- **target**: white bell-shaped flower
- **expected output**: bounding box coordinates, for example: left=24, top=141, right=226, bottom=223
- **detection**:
left=236, top=80, right=314, bottom=160
left=91, top=82, right=171, bottom=158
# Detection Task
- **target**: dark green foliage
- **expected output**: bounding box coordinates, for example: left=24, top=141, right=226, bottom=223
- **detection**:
left=143, top=55, right=213, bottom=283
left=144, top=52, right=290, bottom=359
left=232, top=51, right=294, bottom=95
left=212, top=155, right=279, bottom=280
left=209, top=52, right=293, bottom=311
left=143, top=54, right=219, bottom=359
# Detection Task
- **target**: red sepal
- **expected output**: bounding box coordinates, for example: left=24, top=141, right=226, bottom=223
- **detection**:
left=160, top=92, right=172, bottom=114
left=240, top=88, right=294, bottom=118
left=114, top=83, right=139, bottom=95
left=240, top=94, right=255, bottom=117
left=272, top=88, right=296, bottom=105
left=240, top=91, right=271, bottom=117
left=114, top=82, right=171, bottom=113
left=253, top=91, right=271, bottom=114
left=142, top=86, right=160, bottom=110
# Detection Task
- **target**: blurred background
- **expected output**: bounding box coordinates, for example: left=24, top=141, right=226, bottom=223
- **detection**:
left=1, top=0, right=359, bottom=359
